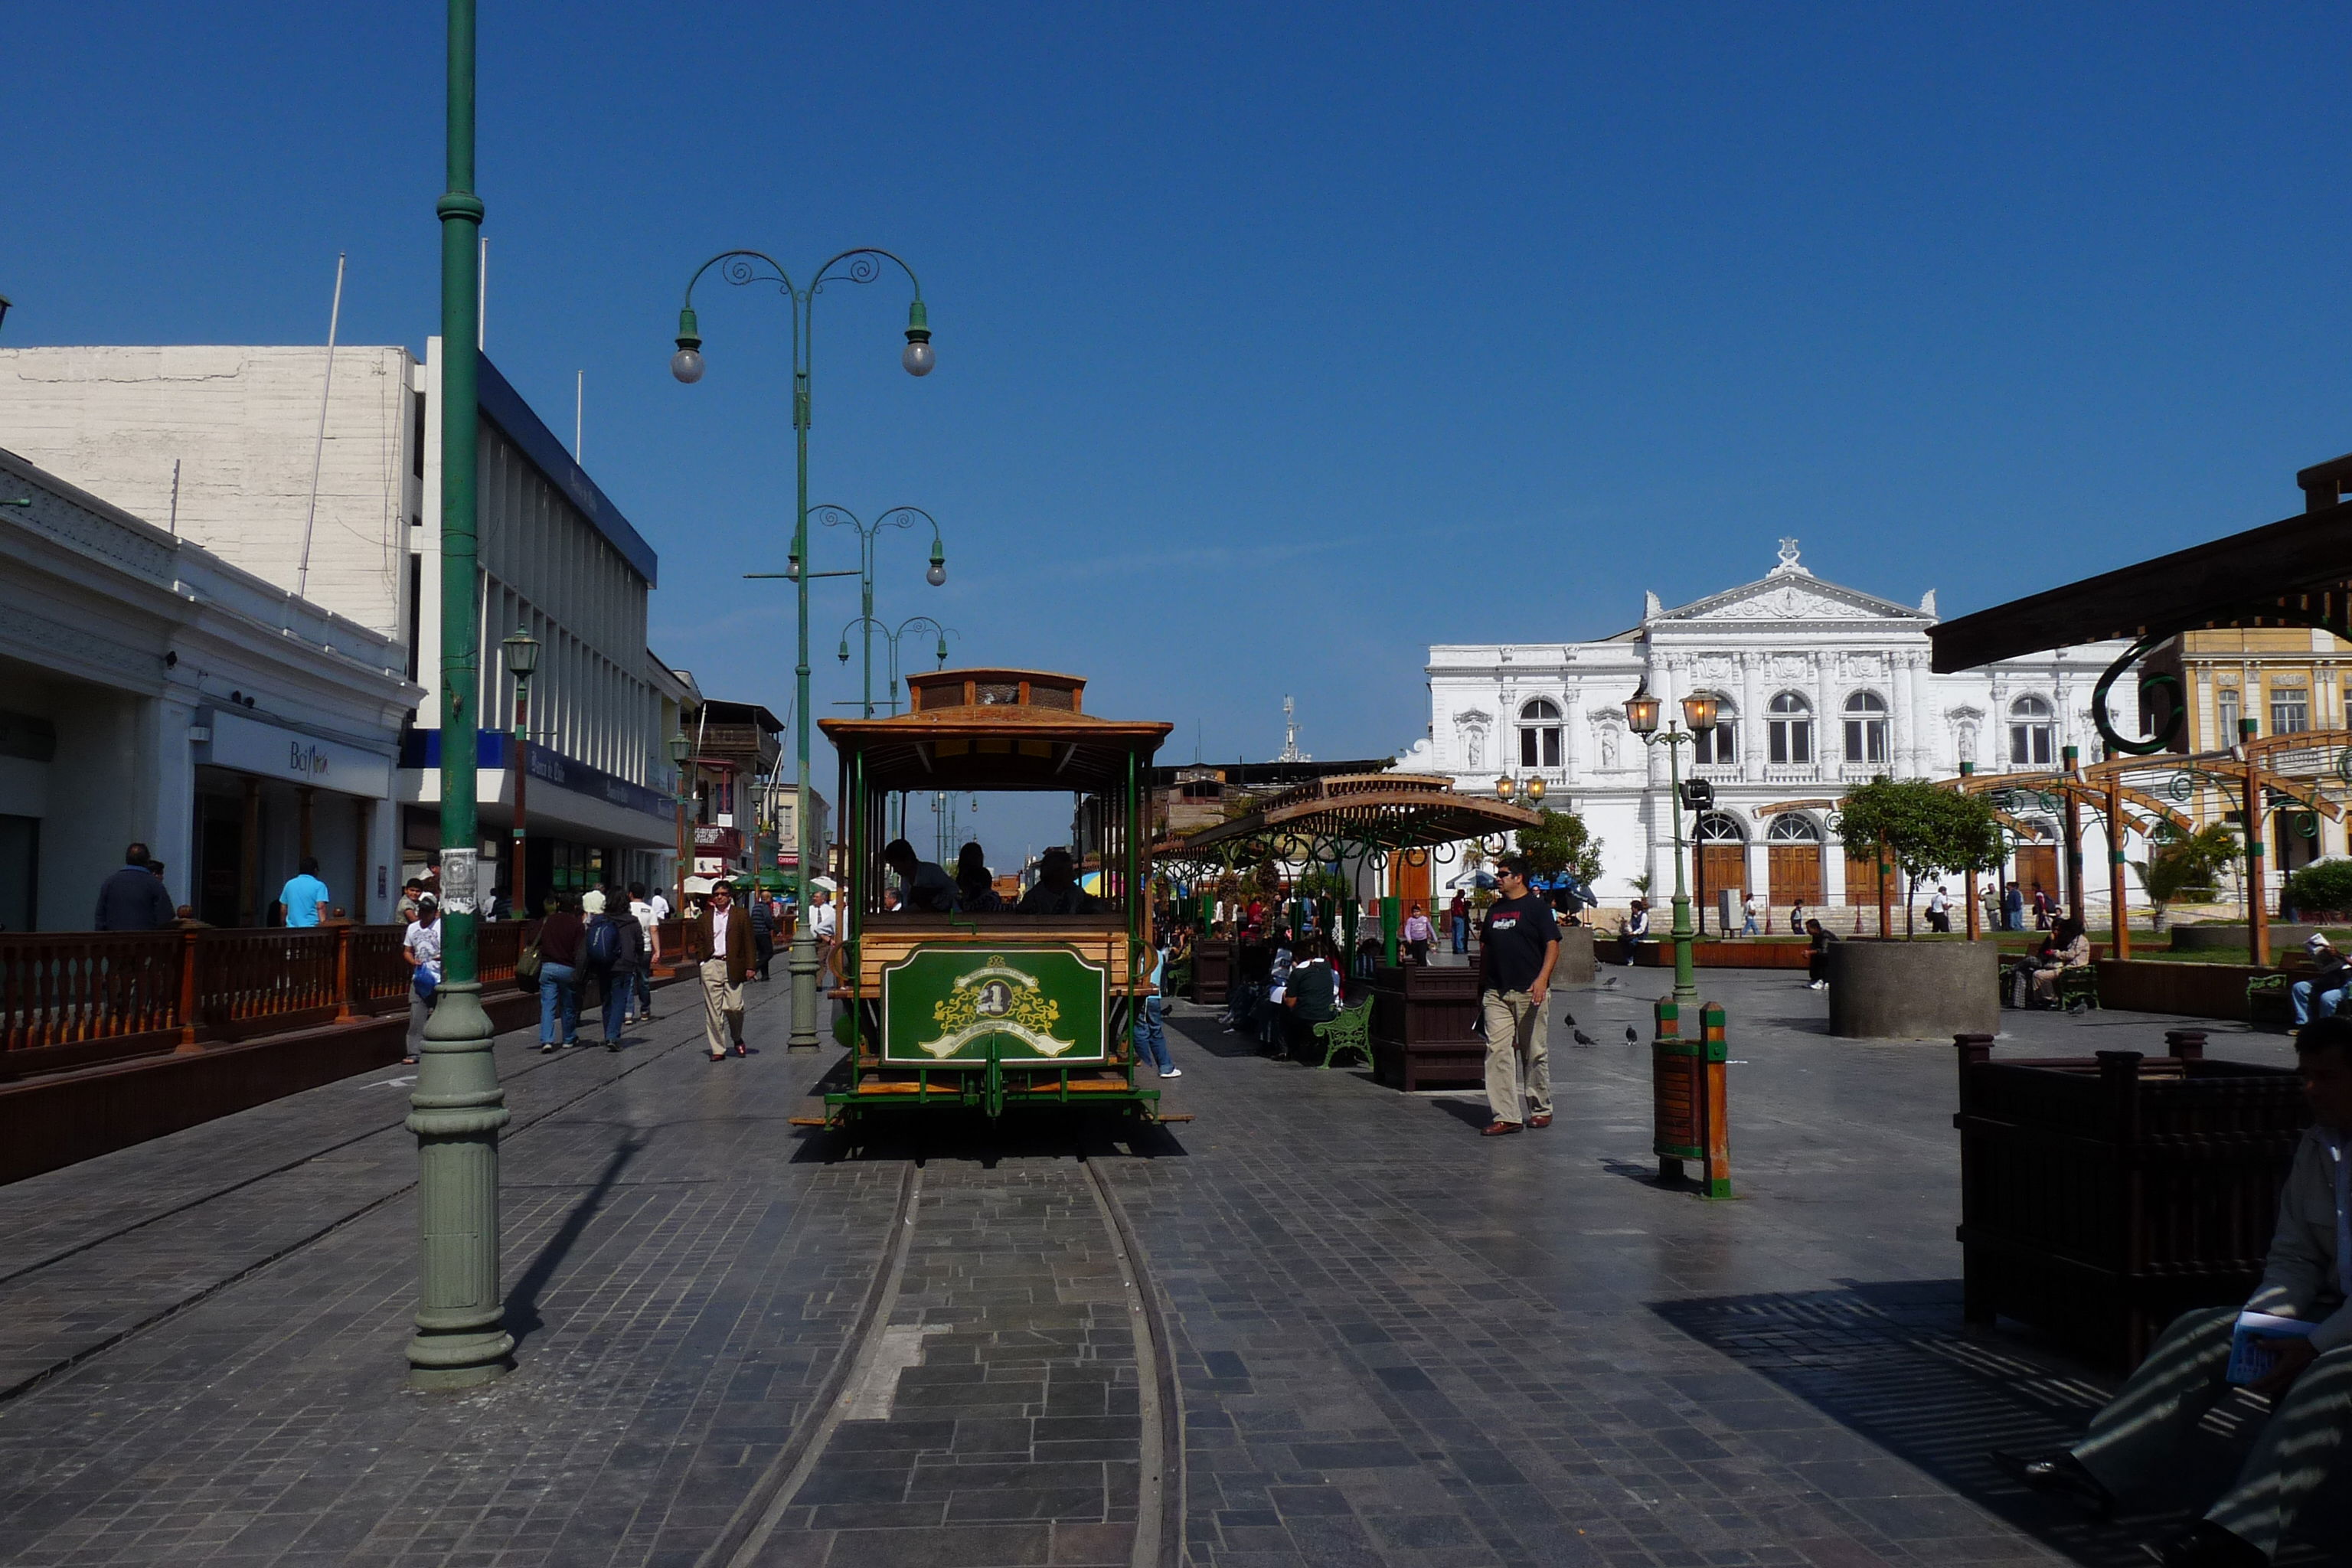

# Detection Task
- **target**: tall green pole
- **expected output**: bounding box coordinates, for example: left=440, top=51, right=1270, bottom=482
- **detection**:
left=1666, top=730, right=1697, bottom=1009
left=788, top=316, right=821, bottom=1051
left=410, top=0, right=511, bottom=1390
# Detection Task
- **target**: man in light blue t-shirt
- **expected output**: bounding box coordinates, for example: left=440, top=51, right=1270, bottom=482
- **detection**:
left=280, top=857, right=331, bottom=927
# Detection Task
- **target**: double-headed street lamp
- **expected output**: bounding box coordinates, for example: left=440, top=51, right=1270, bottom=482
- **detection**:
left=818, top=506, right=946, bottom=719
left=500, top=627, right=540, bottom=917
left=836, top=614, right=956, bottom=715
left=668, top=733, right=694, bottom=906
left=1624, top=683, right=1720, bottom=1010
left=671, top=248, right=933, bottom=1053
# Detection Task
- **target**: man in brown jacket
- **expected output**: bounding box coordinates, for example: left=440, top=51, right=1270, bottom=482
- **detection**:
left=694, top=880, right=756, bottom=1060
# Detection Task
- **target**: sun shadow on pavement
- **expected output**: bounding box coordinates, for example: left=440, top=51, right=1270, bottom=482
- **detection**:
left=1651, top=1279, right=2351, bottom=1566
left=503, top=1137, right=644, bottom=1350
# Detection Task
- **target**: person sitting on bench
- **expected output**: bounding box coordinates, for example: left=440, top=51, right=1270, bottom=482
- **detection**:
left=1994, top=1014, right=2352, bottom=1566
left=1282, top=936, right=1341, bottom=1051
left=1016, top=848, right=1100, bottom=916
left=2029, top=916, right=2091, bottom=1007
left=2292, top=933, right=2350, bottom=1026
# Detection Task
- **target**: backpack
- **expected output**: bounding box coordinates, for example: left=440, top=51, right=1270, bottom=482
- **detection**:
left=586, top=913, right=622, bottom=966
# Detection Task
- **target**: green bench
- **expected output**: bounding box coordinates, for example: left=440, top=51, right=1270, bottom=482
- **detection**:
left=1311, top=1000, right=1374, bottom=1070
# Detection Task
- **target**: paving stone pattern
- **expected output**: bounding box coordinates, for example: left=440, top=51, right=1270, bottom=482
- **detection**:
left=0, top=987, right=906, bottom=1568
left=751, top=1164, right=1145, bottom=1568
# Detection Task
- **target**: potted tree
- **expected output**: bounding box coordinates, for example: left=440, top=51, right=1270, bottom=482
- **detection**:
left=1822, top=779, right=2005, bottom=1038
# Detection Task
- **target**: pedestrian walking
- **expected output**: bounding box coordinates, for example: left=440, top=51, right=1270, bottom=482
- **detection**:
left=1132, top=936, right=1179, bottom=1077
left=1403, top=901, right=1433, bottom=965
left=94, top=843, right=175, bottom=932
left=1927, top=884, right=1952, bottom=934
left=626, top=882, right=661, bottom=1023
left=1787, top=896, right=1808, bottom=936
left=401, top=896, right=442, bottom=1065
left=2002, top=880, right=2024, bottom=931
left=583, top=887, right=639, bottom=1050
left=1448, top=891, right=1470, bottom=955
left=1618, top=900, right=1650, bottom=965
left=1742, top=893, right=1761, bottom=936
left=694, top=880, right=756, bottom=1060
left=279, top=857, right=331, bottom=928
left=1477, top=854, right=1560, bottom=1137
left=536, top=894, right=584, bottom=1053
left=750, top=890, right=776, bottom=980
left=2031, top=883, right=2052, bottom=929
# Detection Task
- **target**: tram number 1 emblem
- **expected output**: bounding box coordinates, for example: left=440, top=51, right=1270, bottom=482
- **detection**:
left=881, top=948, right=1109, bottom=1065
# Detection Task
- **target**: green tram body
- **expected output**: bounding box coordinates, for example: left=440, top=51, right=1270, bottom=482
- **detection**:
left=816, top=669, right=1172, bottom=1123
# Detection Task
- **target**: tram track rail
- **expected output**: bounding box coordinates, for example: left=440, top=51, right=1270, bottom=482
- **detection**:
left=707, top=1134, right=1184, bottom=1568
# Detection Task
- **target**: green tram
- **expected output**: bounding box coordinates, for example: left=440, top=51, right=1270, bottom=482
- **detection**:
left=815, top=668, right=1172, bottom=1125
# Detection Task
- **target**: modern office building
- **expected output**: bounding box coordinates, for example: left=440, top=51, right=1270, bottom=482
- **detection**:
left=0, top=341, right=686, bottom=916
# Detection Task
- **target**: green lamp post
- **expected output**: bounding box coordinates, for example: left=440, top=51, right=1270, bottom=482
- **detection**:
left=409, top=0, right=511, bottom=1390
left=1625, top=683, right=1718, bottom=1011
left=815, top=505, right=946, bottom=719
left=673, top=250, right=933, bottom=1052
left=500, top=626, right=540, bottom=916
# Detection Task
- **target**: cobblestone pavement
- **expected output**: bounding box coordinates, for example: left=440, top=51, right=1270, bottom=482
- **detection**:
left=0, top=965, right=2344, bottom=1568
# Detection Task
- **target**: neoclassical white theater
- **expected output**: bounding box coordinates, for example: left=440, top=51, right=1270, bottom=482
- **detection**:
left=1400, top=541, right=2138, bottom=916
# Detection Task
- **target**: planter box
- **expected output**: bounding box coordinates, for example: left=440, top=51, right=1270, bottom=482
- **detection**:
left=1557, top=927, right=1596, bottom=985
left=1826, top=939, right=1999, bottom=1038
left=1367, top=963, right=1483, bottom=1090
left=1187, top=939, right=1234, bottom=1006
left=1954, top=1034, right=2308, bottom=1370
left=2092, top=959, right=2267, bottom=1022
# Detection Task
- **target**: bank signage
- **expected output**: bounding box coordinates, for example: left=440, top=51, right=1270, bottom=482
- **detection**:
left=880, top=946, right=1107, bottom=1066
left=198, top=708, right=395, bottom=798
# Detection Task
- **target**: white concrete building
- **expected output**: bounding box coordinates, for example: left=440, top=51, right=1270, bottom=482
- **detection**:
left=0, top=446, right=417, bottom=929
left=1402, top=541, right=2140, bottom=923
left=0, top=342, right=685, bottom=915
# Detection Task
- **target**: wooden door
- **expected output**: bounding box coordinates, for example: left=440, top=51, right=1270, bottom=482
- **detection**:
left=1767, top=845, right=1821, bottom=910
left=2014, top=845, right=2060, bottom=913
left=1394, top=854, right=1432, bottom=913
left=1843, top=847, right=1886, bottom=906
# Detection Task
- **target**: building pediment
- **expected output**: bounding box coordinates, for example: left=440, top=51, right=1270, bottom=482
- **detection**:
left=1660, top=577, right=1930, bottom=626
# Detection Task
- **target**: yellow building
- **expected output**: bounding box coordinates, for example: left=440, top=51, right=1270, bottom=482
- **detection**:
left=2149, top=626, right=2350, bottom=888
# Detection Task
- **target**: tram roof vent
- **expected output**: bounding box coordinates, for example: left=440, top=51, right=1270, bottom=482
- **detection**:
left=908, top=668, right=1086, bottom=715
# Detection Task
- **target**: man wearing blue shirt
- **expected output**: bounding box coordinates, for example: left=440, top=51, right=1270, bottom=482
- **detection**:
left=280, top=858, right=331, bottom=927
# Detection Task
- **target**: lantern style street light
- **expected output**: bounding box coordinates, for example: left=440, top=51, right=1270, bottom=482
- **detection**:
left=668, top=732, right=694, bottom=908
left=409, top=0, right=511, bottom=1392
left=499, top=627, right=540, bottom=916
left=1494, top=774, right=1547, bottom=805
left=671, top=248, right=933, bottom=1052
left=1624, top=683, right=1720, bottom=1010
left=813, top=505, right=946, bottom=720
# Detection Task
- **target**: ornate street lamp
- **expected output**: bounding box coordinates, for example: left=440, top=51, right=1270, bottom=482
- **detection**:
left=1625, top=681, right=1704, bottom=1009
left=671, top=249, right=934, bottom=1052
left=499, top=626, right=540, bottom=918
left=668, top=732, right=693, bottom=907
left=410, top=0, right=512, bottom=1392
left=1493, top=775, right=1547, bottom=804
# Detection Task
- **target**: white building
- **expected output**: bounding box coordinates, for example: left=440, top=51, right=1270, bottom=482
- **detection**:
left=1403, top=541, right=2139, bottom=921
left=0, top=342, right=687, bottom=915
left=0, top=446, right=417, bottom=929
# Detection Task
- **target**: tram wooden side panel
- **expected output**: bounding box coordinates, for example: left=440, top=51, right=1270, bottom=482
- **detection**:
left=838, top=923, right=1142, bottom=1076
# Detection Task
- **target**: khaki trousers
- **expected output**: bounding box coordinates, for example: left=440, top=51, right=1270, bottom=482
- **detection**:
left=1481, top=988, right=1550, bottom=1124
left=700, top=959, right=744, bottom=1056
left=2073, top=1304, right=2352, bottom=1557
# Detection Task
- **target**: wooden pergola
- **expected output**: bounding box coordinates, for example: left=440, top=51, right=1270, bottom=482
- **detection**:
left=1930, top=457, right=2352, bottom=965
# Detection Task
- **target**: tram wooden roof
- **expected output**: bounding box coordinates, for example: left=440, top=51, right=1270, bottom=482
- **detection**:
left=1930, top=498, right=2352, bottom=672
left=1174, top=773, right=1544, bottom=855
left=819, top=667, right=1172, bottom=792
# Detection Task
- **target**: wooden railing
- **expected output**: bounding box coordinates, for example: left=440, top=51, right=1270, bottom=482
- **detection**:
left=0, top=916, right=694, bottom=1083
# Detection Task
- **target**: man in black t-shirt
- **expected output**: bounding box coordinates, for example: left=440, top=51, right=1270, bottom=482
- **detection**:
left=1477, top=854, right=1561, bottom=1136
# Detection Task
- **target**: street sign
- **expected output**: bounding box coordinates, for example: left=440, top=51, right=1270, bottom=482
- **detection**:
left=1679, top=778, right=1714, bottom=809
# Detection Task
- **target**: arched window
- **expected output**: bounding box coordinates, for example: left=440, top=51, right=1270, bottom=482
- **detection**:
left=1517, top=698, right=1562, bottom=769
left=1766, top=812, right=1821, bottom=843
left=1843, top=691, right=1889, bottom=765
left=2009, top=695, right=2054, bottom=767
left=1690, top=691, right=1737, bottom=766
left=1694, top=812, right=1746, bottom=842
left=1767, top=692, right=1813, bottom=765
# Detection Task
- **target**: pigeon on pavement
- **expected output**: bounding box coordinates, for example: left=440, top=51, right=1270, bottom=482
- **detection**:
left=1572, top=1029, right=1597, bottom=1047
left=1625, top=1025, right=1639, bottom=1045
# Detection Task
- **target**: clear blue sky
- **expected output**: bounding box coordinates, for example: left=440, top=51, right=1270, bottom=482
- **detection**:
left=11, top=5, right=2352, bottom=845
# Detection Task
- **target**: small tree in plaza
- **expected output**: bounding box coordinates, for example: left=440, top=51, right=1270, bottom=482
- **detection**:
left=1514, top=808, right=1605, bottom=887
left=2133, top=822, right=2240, bottom=932
left=1834, top=778, right=2005, bottom=937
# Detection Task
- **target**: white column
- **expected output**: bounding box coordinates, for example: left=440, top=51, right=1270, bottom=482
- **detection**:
left=1909, top=655, right=1936, bottom=776
left=1813, top=653, right=1834, bottom=779
left=1740, top=650, right=1763, bottom=782
left=1561, top=688, right=1580, bottom=783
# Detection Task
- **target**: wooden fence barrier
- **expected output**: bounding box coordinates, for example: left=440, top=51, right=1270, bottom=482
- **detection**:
left=0, top=918, right=699, bottom=1083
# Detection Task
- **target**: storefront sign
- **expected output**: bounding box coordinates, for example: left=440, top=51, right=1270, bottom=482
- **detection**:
left=198, top=707, right=396, bottom=798
left=694, top=824, right=743, bottom=854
